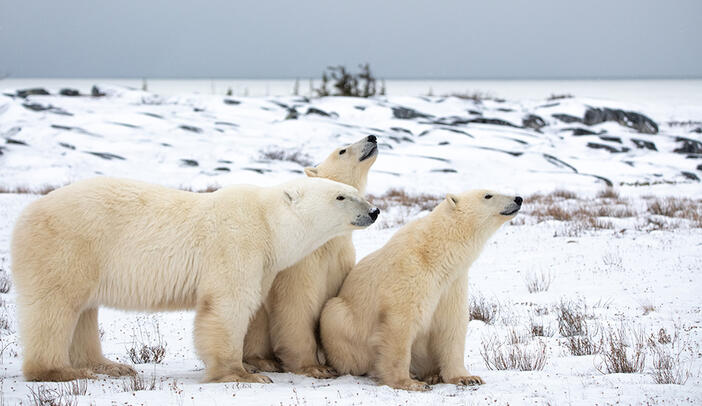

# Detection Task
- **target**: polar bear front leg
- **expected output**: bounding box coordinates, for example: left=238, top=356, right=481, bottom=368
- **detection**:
left=195, top=286, right=272, bottom=383
left=432, top=275, right=484, bottom=386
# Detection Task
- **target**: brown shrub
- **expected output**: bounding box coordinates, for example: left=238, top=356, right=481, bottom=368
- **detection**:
left=480, top=333, right=548, bottom=371
left=596, top=323, right=646, bottom=374
left=368, top=188, right=442, bottom=212
left=469, top=292, right=499, bottom=324
left=259, top=147, right=314, bottom=167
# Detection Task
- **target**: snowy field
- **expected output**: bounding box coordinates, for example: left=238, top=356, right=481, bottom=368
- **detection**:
left=1, top=84, right=701, bottom=405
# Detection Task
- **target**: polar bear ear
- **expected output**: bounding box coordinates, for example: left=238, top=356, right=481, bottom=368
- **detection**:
left=304, top=167, right=319, bottom=178
left=446, top=193, right=459, bottom=209
left=284, top=188, right=303, bottom=205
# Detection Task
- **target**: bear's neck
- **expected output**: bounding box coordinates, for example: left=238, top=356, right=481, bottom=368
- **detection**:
left=263, top=204, right=338, bottom=273
left=421, top=210, right=494, bottom=280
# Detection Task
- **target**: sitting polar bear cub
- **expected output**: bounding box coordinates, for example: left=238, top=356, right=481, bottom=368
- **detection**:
left=320, top=189, right=521, bottom=391
left=11, top=176, right=379, bottom=383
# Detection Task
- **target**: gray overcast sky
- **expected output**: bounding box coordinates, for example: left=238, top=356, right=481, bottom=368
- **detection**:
left=1, top=0, right=700, bottom=79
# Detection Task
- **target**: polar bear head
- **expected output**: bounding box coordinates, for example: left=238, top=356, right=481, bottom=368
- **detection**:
left=304, top=135, right=378, bottom=193
left=281, top=177, right=380, bottom=233
left=443, top=189, right=522, bottom=235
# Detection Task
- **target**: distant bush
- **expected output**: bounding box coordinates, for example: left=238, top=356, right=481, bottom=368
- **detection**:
left=315, top=64, right=380, bottom=97
left=259, top=147, right=314, bottom=167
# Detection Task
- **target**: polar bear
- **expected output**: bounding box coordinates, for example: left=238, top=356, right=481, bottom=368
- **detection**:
left=244, top=135, right=378, bottom=378
left=320, top=190, right=521, bottom=391
left=11, top=176, right=379, bottom=383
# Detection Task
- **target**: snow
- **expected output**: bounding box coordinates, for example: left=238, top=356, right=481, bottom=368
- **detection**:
left=1, top=84, right=701, bottom=405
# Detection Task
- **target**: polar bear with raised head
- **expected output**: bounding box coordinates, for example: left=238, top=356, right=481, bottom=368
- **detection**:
left=320, top=190, right=521, bottom=390
left=244, top=135, right=378, bottom=378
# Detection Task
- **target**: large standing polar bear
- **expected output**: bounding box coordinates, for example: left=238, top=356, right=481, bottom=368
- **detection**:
left=320, top=190, right=521, bottom=391
left=11, top=176, right=379, bottom=383
left=244, top=135, right=378, bottom=378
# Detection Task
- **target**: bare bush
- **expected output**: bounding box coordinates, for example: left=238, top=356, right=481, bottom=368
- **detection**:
left=529, top=317, right=555, bottom=337
left=524, top=270, right=553, bottom=293
left=314, top=64, right=378, bottom=97
left=547, top=94, right=574, bottom=101
left=650, top=342, right=690, bottom=385
left=556, top=300, right=591, bottom=337
left=469, top=293, right=500, bottom=324
left=0, top=185, right=60, bottom=195
left=122, top=373, right=158, bottom=392
left=596, top=323, right=646, bottom=374
left=596, top=188, right=620, bottom=200
left=259, top=147, right=314, bottom=167
left=126, top=318, right=166, bottom=364
left=565, top=330, right=600, bottom=356
left=480, top=333, right=548, bottom=371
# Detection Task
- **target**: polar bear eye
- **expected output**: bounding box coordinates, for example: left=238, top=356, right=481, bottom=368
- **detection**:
left=339, top=149, right=346, bottom=155
left=484, top=194, right=493, bottom=200
left=336, top=195, right=345, bottom=201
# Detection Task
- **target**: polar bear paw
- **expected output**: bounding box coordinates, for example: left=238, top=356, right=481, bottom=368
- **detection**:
left=214, top=372, right=273, bottom=384
left=388, top=378, right=431, bottom=392
left=90, top=360, right=137, bottom=377
left=445, top=375, right=484, bottom=386
left=296, top=365, right=338, bottom=379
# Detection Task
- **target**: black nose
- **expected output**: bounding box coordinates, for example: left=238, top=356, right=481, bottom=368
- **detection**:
left=367, top=135, right=377, bottom=143
left=369, top=207, right=380, bottom=221
left=515, top=196, right=523, bottom=205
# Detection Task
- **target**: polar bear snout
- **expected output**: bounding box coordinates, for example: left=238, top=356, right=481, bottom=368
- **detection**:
left=500, top=196, right=522, bottom=216
left=352, top=206, right=381, bottom=227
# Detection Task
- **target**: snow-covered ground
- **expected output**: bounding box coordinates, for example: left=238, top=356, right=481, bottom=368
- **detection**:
left=1, top=85, right=701, bottom=405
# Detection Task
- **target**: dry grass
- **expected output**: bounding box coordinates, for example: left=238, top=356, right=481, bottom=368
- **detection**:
left=556, top=299, right=592, bottom=337
left=529, top=317, right=555, bottom=338
left=26, top=380, right=87, bottom=406
left=596, top=323, right=646, bottom=374
left=524, top=270, right=553, bottom=293
left=122, top=373, right=158, bottom=392
left=367, top=188, right=442, bottom=212
left=126, top=318, right=166, bottom=364
left=0, top=185, right=61, bottom=195
left=179, top=185, right=220, bottom=193
left=259, top=147, right=314, bottom=167
left=480, top=333, right=548, bottom=371
left=0, top=274, right=10, bottom=294
left=469, top=292, right=500, bottom=324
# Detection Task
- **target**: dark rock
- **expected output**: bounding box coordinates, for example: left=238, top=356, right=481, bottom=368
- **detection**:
left=51, top=124, right=74, bottom=131
left=599, top=136, right=622, bottom=143
left=697, top=164, right=702, bottom=171
left=59, top=142, right=75, bottom=150
left=467, top=110, right=482, bottom=115
left=632, top=139, right=657, bottom=151
left=552, top=113, right=582, bottom=123
left=692, top=127, right=702, bottom=133
left=388, top=136, right=414, bottom=144
left=522, top=114, right=546, bottom=130
left=392, top=106, right=433, bottom=120
left=583, top=107, right=658, bottom=134
left=475, top=146, right=523, bottom=157
left=218, top=160, right=233, bottom=164
left=439, top=141, right=450, bottom=145
left=542, top=154, right=577, bottom=173
left=59, top=88, right=81, bottom=96
left=538, top=102, right=560, bottom=108
left=306, top=107, right=337, bottom=118
left=285, top=108, right=299, bottom=120
left=110, top=122, right=140, bottom=129
left=439, top=127, right=473, bottom=138
left=223, top=99, right=241, bottom=105
left=497, top=108, right=514, bottom=112
left=86, top=151, right=125, bottom=160
left=161, top=143, right=171, bottom=147
left=431, top=168, right=458, bottom=173
left=22, top=103, right=52, bottom=112
left=141, top=112, right=163, bottom=119
left=214, top=167, right=230, bottom=172
left=193, top=107, right=205, bottom=112
left=6, top=138, right=27, bottom=146
left=91, top=86, right=106, bottom=97
left=390, top=127, right=413, bottom=135
left=562, top=127, right=598, bottom=136
left=215, top=121, right=239, bottom=127
left=16, top=88, right=50, bottom=98
left=418, top=130, right=431, bottom=137
left=354, top=105, right=366, bottom=111
left=586, top=142, right=630, bottom=153
left=682, top=171, right=700, bottom=181
left=243, top=167, right=272, bottom=174
left=180, top=159, right=199, bottom=167
left=468, top=117, right=520, bottom=128
left=674, top=137, right=702, bottom=154
left=22, top=103, right=72, bottom=116
left=179, top=125, right=202, bottom=133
